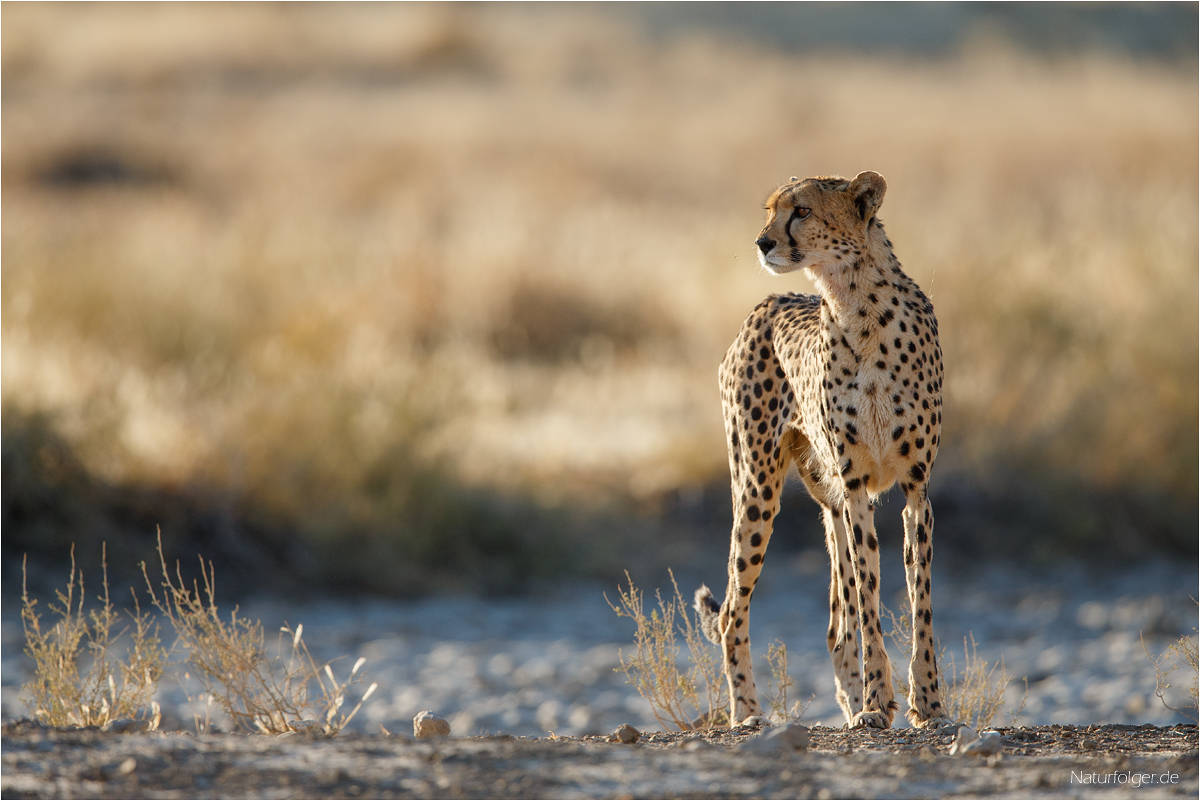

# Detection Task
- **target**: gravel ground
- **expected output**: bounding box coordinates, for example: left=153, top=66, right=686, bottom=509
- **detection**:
left=3, top=558, right=1195, bottom=738
left=1, top=719, right=1196, bottom=799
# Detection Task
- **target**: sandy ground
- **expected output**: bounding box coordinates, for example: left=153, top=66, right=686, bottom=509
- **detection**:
left=1, top=719, right=1196, bottom=799
left=3, top=559, right=1196, bottom=739
left=3, top=559, right=1196, bottom=799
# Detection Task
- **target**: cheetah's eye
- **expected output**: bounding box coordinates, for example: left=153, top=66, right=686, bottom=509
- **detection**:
left=789, top=207, right=811, bottom=225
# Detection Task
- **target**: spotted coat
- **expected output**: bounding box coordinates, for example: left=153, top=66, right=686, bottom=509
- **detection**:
left=695, top=172, right=951, bottom=730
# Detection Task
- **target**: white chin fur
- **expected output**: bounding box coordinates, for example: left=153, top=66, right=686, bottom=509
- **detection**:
left=757, top=251, right=800, bottom=275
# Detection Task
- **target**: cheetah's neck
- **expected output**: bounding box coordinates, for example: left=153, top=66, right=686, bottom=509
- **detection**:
left=805, top=222, right=914, bottom=341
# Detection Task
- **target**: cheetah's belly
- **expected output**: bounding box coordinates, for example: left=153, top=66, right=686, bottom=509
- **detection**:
left=857, top=386, right=903, bottom=495
left=836, top=375, right=907, bottom=498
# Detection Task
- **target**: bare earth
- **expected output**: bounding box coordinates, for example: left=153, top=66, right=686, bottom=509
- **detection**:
left=2, top=720, right=1195, bottom=799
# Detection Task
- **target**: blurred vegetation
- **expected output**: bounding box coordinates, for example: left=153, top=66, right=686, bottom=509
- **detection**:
left=2, top=4, right=1196, bottom=598
left=2, top=405, right=605, bottom=598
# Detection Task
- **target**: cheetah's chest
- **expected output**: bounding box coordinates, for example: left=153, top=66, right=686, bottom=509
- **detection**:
left=815, top=316, right=936, bottom=495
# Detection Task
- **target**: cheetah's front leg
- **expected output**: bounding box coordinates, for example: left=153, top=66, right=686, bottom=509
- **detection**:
left=902, top=488, right=952, bottom=728
left=843, top=491, right=896, bottom=729
left=821, top=505, right=863, bottom=723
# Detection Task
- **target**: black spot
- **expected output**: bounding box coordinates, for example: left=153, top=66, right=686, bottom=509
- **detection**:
left=750, top=533, right=762, bottom=547
left=749, top=553, right=761, bottom=565
left=746, top=505, right=760, bottom=522
left=899, top=441, right=910, bottom=456
left=737, top=558, right=747, bottom=572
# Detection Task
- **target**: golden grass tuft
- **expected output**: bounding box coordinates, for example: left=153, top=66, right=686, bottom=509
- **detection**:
left=143, top=531, right=376, bottom=735
left=606, top=570, right=727, bottom=731
left=19, top=536, right=376, bottom=735
left=19, top=546, right=166, bottom=729
left=762, top=639, right=812, bottom=725
left=1143, top=603, right=1199, bottom=722
left=883, top=598, right=1025, bottom=730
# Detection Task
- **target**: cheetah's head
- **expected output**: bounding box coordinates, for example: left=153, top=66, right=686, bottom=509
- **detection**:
left=754, top=171, right=886, bottom=277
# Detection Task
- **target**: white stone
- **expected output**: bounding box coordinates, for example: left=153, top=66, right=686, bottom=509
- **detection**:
left=740, top=724, right=810, bottom=754
left=101, top=719, right=149, bottom=734
left=413, top=711, right=451, bottom=738
left=963, top=730, right=1004, bottom=757
left=948, top=726, right=978, bottom=755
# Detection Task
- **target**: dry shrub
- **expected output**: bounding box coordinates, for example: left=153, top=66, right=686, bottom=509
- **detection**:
left=606, top=570, right=726, bottom=731
left=143, top=532, right=376, bottom=735
left=763, top=639, right=812, bottom=725
left=883, top=599, right=1025, bottom=729
left=19, top=546, right=165, bottom=729
left=1143, top=606, right=1199, bottom=722
left=942, top=634, right=1025, bottom=731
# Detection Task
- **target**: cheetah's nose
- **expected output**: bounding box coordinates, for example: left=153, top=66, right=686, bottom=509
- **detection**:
left=755, top=235, right=775, bottom=255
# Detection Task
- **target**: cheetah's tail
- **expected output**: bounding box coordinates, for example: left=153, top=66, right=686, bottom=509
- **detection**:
left=694, top=585, right=722, bottom=645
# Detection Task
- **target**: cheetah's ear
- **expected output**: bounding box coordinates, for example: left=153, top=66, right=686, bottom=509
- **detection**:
left=849, top=171, right=887, bottom=221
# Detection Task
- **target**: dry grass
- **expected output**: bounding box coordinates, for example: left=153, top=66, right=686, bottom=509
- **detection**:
left=19, top=546, right=165, bottom=729
left=1, top=5, right=1195, bottom=576
left=1143, top=606, right=1199, bottom=722
left=19, top=537, right=377, bottom=734
left=883, top=599, right=1025, bottom=730
left=606, top=571, right=727, bottom=731
left=143, top=532, right=375, bottom=735
left=762, top=640, right=811, bottom=725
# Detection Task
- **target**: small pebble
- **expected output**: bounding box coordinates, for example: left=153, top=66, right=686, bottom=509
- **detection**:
left=948, top=726, right=978, bottom=756
left=413, top=711, right=451, bottom=739
left=740, top=723, right=811, bottom=754
left=101, top=719, right=149, bottom=734
left=613, top=723, right=640, bottom=744
left=963, top=731, right=1004, bottom=757
left=1081, top=738, right=1099, bottom=750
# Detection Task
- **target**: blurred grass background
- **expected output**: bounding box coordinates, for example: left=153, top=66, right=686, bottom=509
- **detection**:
left=3, top=3, right=1196, bottom=598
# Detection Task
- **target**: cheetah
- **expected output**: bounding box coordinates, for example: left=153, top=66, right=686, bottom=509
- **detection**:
left=694, top=171, right=951, bottom=730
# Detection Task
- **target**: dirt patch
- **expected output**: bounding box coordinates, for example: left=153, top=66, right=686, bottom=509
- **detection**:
left=2, top=720, right=1195, bottom=799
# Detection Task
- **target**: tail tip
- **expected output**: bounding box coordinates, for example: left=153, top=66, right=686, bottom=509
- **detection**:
left=694, top=584, right=719, bottom=615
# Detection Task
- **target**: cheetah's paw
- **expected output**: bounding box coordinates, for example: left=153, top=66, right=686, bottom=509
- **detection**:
left=850, top=710, right=892, bottom=730
left=738, top=715, right=769, bottom=728
left=907, top=711, right=954, bottom=730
